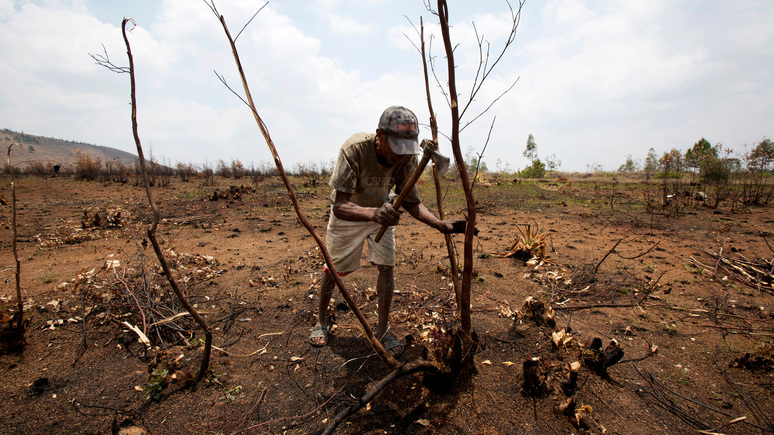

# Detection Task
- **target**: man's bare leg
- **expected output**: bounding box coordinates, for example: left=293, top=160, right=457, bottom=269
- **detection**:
left=310, top=270, right=335, bottom=346
left=376, top=265, right=402, bottom=356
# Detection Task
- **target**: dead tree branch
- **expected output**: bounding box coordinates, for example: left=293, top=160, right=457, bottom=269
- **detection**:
left=322, top=360, right=441, bottom=435
left=594, top=239, right=623, bottom=275
left=696, top=248, right=774, bottom=293
left=713, top=354, right=774, bottom=431
left=459, top=0, right=523, bottom=127
left=763, top=233, right=774, bottom=254
left=94, top=18, right=214, bottom=382
left=594, top=238, right=661, bottom=275
left=6, top=144, right=25, bottom=337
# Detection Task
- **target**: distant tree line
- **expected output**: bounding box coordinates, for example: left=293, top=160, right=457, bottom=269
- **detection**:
left=3, top=150, right=334, bottom=188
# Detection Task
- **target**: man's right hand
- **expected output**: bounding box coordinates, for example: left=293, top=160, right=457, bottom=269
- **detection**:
left=374, top=203, right=402, bottom=226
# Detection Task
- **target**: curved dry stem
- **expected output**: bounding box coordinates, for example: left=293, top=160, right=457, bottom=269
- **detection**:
left=120, top=18, right=212, bottom=382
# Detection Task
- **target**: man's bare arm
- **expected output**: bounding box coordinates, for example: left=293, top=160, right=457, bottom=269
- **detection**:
left=332, top=191, right=401, bottom=226
left=404, top=202, right=466, bottom=234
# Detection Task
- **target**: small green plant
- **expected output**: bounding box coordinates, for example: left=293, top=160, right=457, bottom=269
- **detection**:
left=643, top=262, right=656, bottom=273
left=38, top=272, right=55, bottom=284
left=663, top=322, right=678, bottom=336
left=683, top=263, right=704, bottom=275
left=676, top=366, right=690, bottom=385
left=224, top=385, right=243, bottom=401
left=145, top=368, right=169, bottom=400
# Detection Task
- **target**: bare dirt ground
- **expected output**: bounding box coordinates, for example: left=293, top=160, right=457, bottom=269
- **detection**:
left=1, top=174, right=773, bottom=434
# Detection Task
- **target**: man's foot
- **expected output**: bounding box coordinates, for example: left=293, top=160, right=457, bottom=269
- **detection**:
left=381, top=333, right=404, bottom=357
left=309, top=325, right=328, bottom=347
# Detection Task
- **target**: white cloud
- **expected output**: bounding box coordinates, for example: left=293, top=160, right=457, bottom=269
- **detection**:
left=1, top=0, right=773, bottom=173
left=326, top=13, right=373, bottom=35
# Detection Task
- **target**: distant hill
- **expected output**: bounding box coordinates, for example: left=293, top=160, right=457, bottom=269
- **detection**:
left=1, top=128, right=137, bottom=171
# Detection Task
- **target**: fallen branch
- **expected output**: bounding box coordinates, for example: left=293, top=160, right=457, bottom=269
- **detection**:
left=211, top=332, right=283, bottom=358
left=698, top=248, right=774, bottom=293
left=631, top=364, right=712, bottom=430
left=113, top=267, right=148, bottom=335
left=618, top=339, right=658, bottom=364
left=713, top=354, right=774, bottom=431
left=552, top=302, right=640, bottom=311
left=594, top=239, right=623, bottom=275
left=594, top=238, right=660, bottom=275
left=322, top=360, right=441, bottom=435
left=72, top=400, right=154, bottom=435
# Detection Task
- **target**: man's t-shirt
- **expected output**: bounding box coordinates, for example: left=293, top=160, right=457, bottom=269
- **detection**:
left=329, top=132, right=421, bottom=208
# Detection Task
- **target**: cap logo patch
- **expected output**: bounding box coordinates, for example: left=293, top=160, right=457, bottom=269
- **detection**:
left=396, top=123, right=416, bottom=133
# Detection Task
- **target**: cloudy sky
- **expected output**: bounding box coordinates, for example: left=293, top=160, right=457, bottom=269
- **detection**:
left=1, top=0, right=772, bottom=173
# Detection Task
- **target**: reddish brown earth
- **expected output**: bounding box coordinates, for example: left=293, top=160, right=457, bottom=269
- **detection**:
left=1, top=174, right=773, bottom=434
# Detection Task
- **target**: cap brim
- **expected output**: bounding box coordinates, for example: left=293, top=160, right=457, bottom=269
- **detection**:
left=386, top=135, right=420, bottom=155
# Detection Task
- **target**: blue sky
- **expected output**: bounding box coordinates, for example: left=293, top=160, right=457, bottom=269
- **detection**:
left=1, top=0, right=772, bottom=172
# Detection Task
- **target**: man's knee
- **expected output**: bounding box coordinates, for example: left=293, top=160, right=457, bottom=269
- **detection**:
left=376, top=264, right=393, bottom=274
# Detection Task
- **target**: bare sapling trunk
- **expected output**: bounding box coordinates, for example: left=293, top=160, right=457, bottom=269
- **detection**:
left=207, top=4, right=401, bottom=369
left=6, top=144, right=25, bottom=342
left=437, top=0, right=476, bottom=340
left=418, top=18, right=463, bottom=312
left=119, top=18, right=212, bottom=382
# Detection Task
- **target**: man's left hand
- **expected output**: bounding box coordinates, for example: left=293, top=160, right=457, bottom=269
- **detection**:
left=440, top=218, right=469, bottom=234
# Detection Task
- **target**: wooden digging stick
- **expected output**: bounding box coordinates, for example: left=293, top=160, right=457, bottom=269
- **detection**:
left=374, top=148, right=434, bottom=243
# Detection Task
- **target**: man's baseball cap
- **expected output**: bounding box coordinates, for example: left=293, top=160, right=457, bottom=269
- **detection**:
left=378, top=106, right=420, bottom=155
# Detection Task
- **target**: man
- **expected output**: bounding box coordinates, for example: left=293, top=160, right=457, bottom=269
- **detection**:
left=310, top=106, right=464, bottom=356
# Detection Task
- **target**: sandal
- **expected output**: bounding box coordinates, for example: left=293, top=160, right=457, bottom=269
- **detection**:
left=381, top=333, right=404, bottom=357
left=309, top=325, right=328, bottom=347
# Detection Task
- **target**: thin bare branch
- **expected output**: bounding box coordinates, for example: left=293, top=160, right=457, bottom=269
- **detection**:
left=471, top=116, right=495, bottom=190
left=458, top=0, right=525, bottom=122
left=236, top=2, right=268, bottom=42
left=460, top=77, right=519, bottom=132
left=438, top=0, right=475, bottom=339
left=89, top=44, right=130, bottom=74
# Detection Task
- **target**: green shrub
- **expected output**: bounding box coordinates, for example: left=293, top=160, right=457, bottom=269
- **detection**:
left=519, top=159, right=546, bottom=179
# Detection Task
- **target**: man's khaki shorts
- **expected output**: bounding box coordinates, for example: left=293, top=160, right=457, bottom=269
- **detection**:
left=325, top=211, right=395, bottom=273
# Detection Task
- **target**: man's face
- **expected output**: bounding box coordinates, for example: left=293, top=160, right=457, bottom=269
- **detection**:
left=376, top=130, right=407, bottom=166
